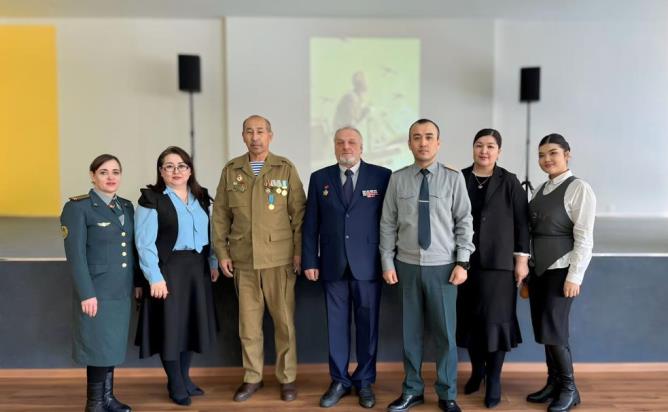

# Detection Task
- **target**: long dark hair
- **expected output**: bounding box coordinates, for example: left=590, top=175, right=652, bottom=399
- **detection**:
left=148, top=146, right=207, bottom=203
left=90, top=154, right=122, bottom=173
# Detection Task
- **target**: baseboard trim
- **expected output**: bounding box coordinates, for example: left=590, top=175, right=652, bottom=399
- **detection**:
left=1, top=362, right=666, bottom=379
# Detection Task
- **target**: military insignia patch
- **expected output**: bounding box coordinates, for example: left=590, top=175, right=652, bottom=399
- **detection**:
left=61, top=225, right=69, bottom=239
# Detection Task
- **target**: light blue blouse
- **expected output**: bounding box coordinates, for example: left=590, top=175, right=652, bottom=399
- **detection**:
left=135, top=187, right=217, bottom=284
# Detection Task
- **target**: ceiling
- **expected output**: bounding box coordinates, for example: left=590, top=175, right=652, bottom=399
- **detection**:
left=1, top=0, right=667, bottom=20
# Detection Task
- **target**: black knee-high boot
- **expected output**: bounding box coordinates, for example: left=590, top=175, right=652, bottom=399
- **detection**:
left=103, top=367, right=132, bottom=412
left=160, top=355, right=191, bottom=406
left=464, top=345, right=486, bottom=394
left=526, top=345, right=559, bottom=403
left=484, top=351, right=505, bottom=408
left=547, top=345, right=580, bottom=412
left=86, top=366, right=108, bottom=412
left=180, top=351, right=204, bottom=396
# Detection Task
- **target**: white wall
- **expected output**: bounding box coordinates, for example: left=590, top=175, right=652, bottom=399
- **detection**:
left=494, top=21, right=668, bottom=217
left=1, top=18, right=226, bottom=205
left=226, top=18, right=495, bottom=180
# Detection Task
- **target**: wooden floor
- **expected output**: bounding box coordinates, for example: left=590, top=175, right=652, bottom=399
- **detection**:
left=1, top=367, right=667, bottom=411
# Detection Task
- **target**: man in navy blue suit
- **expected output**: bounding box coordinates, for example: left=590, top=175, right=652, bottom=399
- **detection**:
left=302, top=127, right=392, bottom=409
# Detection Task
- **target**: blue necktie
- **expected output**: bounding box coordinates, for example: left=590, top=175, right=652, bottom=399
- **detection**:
left=343, top=169, right=354, bottom=207
left=418, top=168, right=431, bottom=250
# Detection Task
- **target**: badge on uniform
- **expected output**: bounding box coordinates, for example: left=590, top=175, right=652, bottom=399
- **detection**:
left=323, top=184, right=330, bottom=197
left=362, top=189, right=379, bottom=198
left=232, top=180, right=247, bottom=192
left=97, top=222, right=111, bottom=227
left=61, top=225, right=69, bottom=239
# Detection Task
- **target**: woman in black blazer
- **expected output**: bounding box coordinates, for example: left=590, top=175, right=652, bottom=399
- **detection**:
left=456, top=129, right=530, bottom=408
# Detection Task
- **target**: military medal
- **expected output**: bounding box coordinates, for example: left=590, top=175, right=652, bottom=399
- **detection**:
left=275, top=187, right=282, bottom=194
left=323, top=184, right=329, bottom=197
left=268, top=193, right=276, bottom=210
left=281, top=189, right=288, bottom=196
left=236, top=174, right=243, bottom=182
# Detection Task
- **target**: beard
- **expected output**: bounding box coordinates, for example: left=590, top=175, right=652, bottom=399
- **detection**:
left=338, top=155, right=358, bottom=167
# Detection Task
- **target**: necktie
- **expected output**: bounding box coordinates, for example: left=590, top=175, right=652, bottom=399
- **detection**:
left=418, top=168, right=431, bottom=250
left=110, top=200, right=123, bottom=218
left=343, top=169, right=354, bottom=207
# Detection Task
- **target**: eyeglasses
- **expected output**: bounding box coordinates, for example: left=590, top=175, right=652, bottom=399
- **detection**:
left=161, top=163, right=191, bottom=173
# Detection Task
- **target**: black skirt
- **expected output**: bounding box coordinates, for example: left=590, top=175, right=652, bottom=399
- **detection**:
left=456, top=267, right=522, bottom=352
left=136, top=251, right=217, bottom=360
left=529, top=267, right=573, bottom=346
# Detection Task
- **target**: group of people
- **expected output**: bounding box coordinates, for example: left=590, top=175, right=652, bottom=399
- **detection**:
left=60, top=115, right=596, bottom=412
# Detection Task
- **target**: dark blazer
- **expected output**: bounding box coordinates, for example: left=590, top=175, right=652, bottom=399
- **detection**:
left=462, top=165, right=530, bottom=271
left=302, top=160, right=392, bottom=281
left=137, top=187, right=212, bottom=267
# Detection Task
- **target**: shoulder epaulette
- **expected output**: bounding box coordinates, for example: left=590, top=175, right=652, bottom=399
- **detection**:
left=393, top=165, right=411, bottom=174
left=69, top=194, right=90, bottom=201
left=441, top=164, right=459, bottom=173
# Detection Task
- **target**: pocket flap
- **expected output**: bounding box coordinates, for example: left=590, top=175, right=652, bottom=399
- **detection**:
left=270, top=229, right=293, bottom=242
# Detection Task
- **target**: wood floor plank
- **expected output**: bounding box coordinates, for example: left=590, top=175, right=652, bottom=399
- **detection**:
left=0, top=368, right=666, bottom=411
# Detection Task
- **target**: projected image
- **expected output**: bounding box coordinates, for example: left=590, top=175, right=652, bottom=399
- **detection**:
left=310, top=38, right=420, bottom=171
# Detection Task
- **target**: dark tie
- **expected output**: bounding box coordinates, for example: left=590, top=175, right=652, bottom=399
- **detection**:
left=110, top=200, right=123, bottom=217
left=418, top=168, right=431, bottom=250
left=343, top=169, right=354, bottom=207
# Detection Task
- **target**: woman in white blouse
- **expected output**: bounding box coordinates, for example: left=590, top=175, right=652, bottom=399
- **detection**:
left=526, top=134, right=596, bottom=412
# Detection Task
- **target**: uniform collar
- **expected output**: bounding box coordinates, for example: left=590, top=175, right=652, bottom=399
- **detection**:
left=411, top=161, right=438, bottom=176
left=91, top=188, right=116, bottom=206
left=548, top=169, right=573, bottom=186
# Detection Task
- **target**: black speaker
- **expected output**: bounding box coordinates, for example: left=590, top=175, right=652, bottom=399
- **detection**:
left=178, top=54, right=201, bottom=92
left=520, top=67, right=540, bottom=102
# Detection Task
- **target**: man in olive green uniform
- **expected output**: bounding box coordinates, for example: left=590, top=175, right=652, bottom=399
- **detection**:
left=212, top=115, right=306, bottom=402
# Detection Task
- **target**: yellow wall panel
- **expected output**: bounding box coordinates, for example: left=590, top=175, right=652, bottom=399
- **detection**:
left=0, top=26, right=59, bottom=217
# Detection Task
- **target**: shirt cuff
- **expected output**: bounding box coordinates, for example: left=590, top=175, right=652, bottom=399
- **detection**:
left=456, top=249, right=471, bottom=262
left=565, top=270, right=584, bottom=285
left=146, top=270, right=165, bottom=285
left=381, top=256, right=395, bottom=272
left=209, top=255, right=218, bottom=271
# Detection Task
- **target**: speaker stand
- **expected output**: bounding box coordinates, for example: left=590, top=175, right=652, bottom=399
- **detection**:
left=521, top=102, right=534, bottom=195
left=188, top=91, right=195, bottom=161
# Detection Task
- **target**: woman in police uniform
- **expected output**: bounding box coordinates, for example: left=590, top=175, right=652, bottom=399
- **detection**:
left=61, top=154, right=136, bottom=412
left=134, top=146, right=218, bottom=406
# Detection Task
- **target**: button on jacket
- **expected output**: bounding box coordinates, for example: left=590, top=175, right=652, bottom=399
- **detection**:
left=212, top=152, right=306, bottom=269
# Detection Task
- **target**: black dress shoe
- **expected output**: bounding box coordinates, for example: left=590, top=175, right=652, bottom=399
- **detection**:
left=357, top=385, right=375, bottom=409
left=168, top=394, right=192, bottom=406
left=320, top=381, right=351, bottom=407
left=387, top=393, right=424, bottom=412
left=438, top=399, right=462, bottom=412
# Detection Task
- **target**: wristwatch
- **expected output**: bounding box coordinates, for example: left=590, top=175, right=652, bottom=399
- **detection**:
left=455, top=261, right=470, bottom=271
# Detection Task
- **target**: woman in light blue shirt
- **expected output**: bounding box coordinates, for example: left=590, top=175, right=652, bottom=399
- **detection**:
left=135, top=146, right=219, bottom=406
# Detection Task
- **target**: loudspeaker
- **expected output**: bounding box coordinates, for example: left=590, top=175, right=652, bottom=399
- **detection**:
left=178, top=54, right=201, bottom=92
left=520, top=67, right=540, bottom=102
